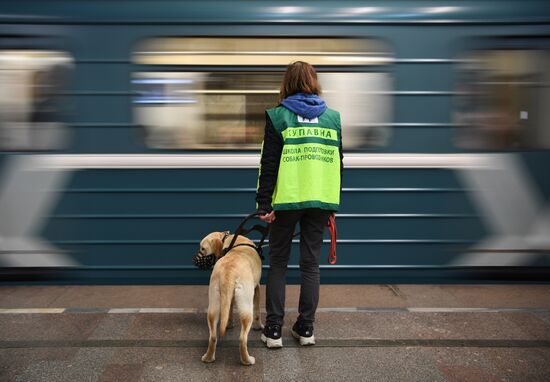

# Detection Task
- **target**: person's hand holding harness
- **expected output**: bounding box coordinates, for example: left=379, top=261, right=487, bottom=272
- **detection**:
left=259, top=211, right=276, bottom=223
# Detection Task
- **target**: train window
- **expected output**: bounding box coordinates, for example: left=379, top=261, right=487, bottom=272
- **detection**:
left=133, top=37, right=393, bottom=149
left=454, top=50, right=550, bottom=149
left=0, top=50, right=72, bottom=150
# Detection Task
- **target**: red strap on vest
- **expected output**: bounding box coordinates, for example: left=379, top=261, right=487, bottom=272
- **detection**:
left=327, top=214, right=337, bottom=265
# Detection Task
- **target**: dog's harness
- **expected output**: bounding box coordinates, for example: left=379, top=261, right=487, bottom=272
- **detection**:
left=193, top=213, right=268, bottom=270
left=222, top=212, right=269, bottom=260
left=193, top=211, right=337, bottom=270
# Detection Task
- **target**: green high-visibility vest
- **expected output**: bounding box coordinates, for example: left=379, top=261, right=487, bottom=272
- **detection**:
left=261, top=106, right=341, bottom=211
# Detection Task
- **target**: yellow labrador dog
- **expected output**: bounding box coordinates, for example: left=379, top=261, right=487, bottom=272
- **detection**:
left=197, top=231, right=263, bottom=365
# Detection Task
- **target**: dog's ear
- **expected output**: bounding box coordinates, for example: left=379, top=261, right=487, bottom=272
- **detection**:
left=210, top=232, right=226, bottom=260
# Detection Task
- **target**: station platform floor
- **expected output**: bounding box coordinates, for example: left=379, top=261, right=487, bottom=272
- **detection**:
left=0, top=284, right=549, bottom=381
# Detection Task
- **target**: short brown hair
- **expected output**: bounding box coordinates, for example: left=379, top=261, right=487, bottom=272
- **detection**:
left=279, top=61, right=322, bottom=102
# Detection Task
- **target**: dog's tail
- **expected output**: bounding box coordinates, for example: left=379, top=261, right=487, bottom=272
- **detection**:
left=218, top=277, right=235, bottom=337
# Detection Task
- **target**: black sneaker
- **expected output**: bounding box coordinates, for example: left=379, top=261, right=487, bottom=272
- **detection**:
left=260, top=324, right=283, bottom=348
left=291, top=321, right=315, bottom=345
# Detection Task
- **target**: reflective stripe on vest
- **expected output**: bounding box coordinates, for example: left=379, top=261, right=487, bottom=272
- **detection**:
left=265, top=106, right=341, bottom=211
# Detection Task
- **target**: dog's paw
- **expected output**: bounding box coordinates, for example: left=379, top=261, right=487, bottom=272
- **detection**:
left=201, top=354, right=215, bottom=363
left=252, top=322, right=264, bottom=331
left=241, top=356, right=255, bottom=366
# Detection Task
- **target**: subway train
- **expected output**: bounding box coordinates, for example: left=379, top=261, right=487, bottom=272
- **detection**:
left=0, top=1, right=549, bottom=284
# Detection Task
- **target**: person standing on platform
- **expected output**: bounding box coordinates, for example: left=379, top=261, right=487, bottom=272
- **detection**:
left=256, top=61, right=343, bottom=348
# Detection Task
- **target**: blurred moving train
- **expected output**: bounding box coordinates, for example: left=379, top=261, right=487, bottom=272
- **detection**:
left=0, top=1, right=549, bottom=283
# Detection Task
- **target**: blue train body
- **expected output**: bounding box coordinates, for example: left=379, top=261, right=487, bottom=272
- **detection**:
left=0, top=1, right=549, bottom=283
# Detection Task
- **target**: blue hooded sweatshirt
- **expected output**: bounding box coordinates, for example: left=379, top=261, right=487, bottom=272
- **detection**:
left=280, top=92, right=327, bottom=120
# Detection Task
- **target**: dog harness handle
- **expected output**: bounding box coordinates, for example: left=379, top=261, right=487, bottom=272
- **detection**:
left=223, top=211, right=269, bottom=260
left=217, top=210, right=336, bottom=265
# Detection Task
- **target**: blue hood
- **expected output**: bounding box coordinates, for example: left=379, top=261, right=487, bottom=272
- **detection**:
left=280, top=93, right=327, bottom=119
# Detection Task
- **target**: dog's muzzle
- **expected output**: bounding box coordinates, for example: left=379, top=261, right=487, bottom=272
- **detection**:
left=193, top=251, right=215, bottom=270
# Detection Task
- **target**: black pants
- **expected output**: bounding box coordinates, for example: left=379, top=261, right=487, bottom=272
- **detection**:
left=265, top=208, right=331, bottom=326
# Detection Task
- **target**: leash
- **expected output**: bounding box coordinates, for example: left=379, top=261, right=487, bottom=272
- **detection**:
left=327, top=214, right=337, bottom=265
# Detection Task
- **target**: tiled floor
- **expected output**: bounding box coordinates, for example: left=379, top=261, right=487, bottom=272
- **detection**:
left=1, top=284, right=549, bottom=381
